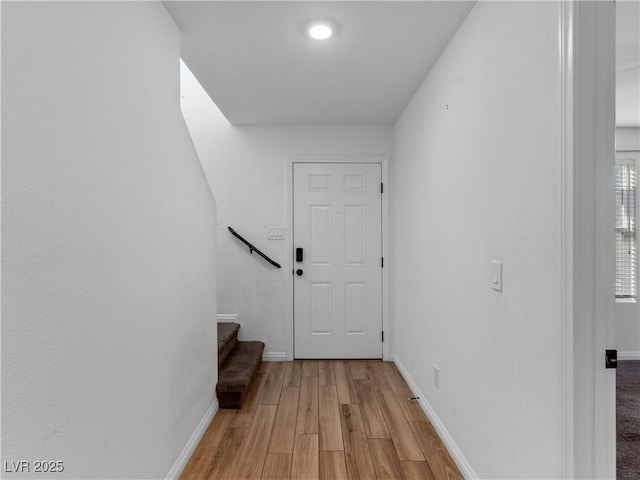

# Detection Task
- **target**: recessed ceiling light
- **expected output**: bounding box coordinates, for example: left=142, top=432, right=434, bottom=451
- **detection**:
left=308, top=21, right=334, bottom=40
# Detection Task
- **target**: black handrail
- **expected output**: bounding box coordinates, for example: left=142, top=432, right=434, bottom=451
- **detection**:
left=228, top=226, right=282, bottom=269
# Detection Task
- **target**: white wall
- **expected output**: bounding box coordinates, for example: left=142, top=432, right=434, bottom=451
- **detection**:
left=180, top=64, right=393, bottom=357
left=616, top=127, right=640, bottom=357
left=2, top=3, right=218, bottom=478
left=391, top=2, right=562, bottom=478
left=616, top=127, right=640, bottom=151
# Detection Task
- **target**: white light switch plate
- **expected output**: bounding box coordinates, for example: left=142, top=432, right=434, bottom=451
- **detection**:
left=491, top=260, right=503, bottom=292
left=266, top=226, right=285, bottom=240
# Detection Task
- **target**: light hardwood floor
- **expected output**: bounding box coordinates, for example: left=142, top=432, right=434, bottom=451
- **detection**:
left=179, top=361, right=463, bottom=480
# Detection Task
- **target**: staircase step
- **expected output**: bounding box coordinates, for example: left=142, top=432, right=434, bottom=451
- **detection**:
left=217, top=341, right=265, bottom=409
left=217, top=322, right=240, bottom=366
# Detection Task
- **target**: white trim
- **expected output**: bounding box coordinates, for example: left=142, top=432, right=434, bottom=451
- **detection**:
left=286, top=155, right=391, bottom=361
left=262, top=351, right=288, bottom=361
left=566, top=2, right=616, bottom=478
left=391, top=354, right=478, bottom=480
left=559, top=2, right=575, bottom=477
left=381, top=158, right=391, bottom=362
left=619, top=351, right=640, bottom=361
left=164, top=400, right=218, bottom=480
left=217, top=314, right=238, bottom=323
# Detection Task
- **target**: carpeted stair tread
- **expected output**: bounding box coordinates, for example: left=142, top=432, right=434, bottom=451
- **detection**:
left=217, top=322, right=240, bottom=366
left=217, top=340, right=265, bottom=409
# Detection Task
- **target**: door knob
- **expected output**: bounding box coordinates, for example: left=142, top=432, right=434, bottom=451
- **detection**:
left=296, top=269, right=304, bottom=276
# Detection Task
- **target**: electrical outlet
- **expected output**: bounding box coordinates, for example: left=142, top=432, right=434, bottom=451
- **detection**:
left=433, top=365, right=440, bottom=389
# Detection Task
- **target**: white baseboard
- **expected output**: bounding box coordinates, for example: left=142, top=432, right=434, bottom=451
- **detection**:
left=217, top=314, right=238, bottom=323
left=165, top=399, right=218, bottom=480
left=263, top=351, right=288, bottom=361
left=619, top=351, right=640, bottom=360
left=391, top=354, right=478, bottom=480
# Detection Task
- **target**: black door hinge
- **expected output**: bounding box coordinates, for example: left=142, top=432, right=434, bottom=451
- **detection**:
left=381, top=182, right=384, bottom=194
left=381, top=257, right=384, bottom=268
left=605, top=349, right=617, bottom=369
left=382, top=331, right=384, bottom=342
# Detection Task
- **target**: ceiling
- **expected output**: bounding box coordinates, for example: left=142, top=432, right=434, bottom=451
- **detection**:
left=165, top=1, right=639, bottom=127
left=164, top=1, right=475, bottom=125
left=616, top=0, right=640, bottom=127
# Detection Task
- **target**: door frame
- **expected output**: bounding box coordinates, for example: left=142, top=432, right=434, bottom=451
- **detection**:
left=286, top=156, right=390, bottom=361
left=560, top=1, right=616, bottom=477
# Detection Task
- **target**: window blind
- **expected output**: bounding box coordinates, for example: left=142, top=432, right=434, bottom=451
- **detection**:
left=615, top=162, right=636, bottom=299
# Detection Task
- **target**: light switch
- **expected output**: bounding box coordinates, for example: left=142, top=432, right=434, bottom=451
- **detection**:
left=266, top=226, right=285, bottom=240
left=491, top=261, right=503, bottom=292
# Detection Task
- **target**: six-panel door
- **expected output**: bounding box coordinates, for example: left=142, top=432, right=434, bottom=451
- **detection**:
left=293, top=163, right=382, bottom=358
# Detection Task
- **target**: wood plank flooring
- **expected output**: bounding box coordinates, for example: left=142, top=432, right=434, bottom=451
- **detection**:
left=180, top=361, right=463, bottom=480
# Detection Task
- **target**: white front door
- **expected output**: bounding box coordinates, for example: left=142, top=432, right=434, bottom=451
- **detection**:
left=293, top=163, right=383, bottom=359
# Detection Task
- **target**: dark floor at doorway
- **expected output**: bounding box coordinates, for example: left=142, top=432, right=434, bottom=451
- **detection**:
left=617, top=360, right=640, bottom=480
